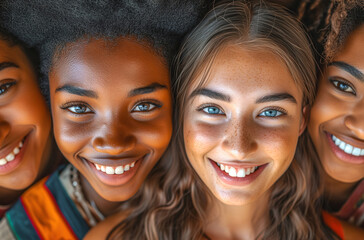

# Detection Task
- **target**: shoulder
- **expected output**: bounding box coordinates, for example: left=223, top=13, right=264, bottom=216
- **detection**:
left=84, top=211, right=128, bottom=240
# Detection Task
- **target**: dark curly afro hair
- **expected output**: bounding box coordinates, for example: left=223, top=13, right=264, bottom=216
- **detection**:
left=1, top=0, right=210, bottom=98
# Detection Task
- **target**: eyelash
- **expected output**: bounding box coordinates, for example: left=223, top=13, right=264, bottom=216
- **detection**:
left=329, top=78, right=356, bottom=95
left=60, top=101, right=94, bottom=115
left=258, top=107, right=287, bottom=118
left=131, top=99, right=162, bottom=113
left=0, top=80, right=17, bottom=96
left=197, top=104, right=225, bottom=115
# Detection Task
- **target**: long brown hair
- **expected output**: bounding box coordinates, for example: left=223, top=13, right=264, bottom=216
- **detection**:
left=109, top=1, right=337, bottom=239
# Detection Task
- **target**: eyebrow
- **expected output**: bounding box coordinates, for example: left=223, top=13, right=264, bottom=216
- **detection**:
left=55, top=84, right=98, bottom=98
left=189, top=88, right=231, bottom=102
left=329, top=61, right=364, bottom=82
left=127, top=82, right=168, bottom=97
left=256, top=93, right=297, bottom=104
left=0, top=62, right=19, bottom=71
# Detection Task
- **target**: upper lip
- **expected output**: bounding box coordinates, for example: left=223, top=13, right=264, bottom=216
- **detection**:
left=208, top=158, right=266, bottom=167
left=0, top=133, right=29, bottom=158
left=327, top=132, right=364, bottom=149
left=79, top=154, right=145, bottom=166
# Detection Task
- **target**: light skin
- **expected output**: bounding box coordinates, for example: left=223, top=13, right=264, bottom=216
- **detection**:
left=183, top=44, right=306, bottom=239
left=308, top=25, right=364, bottom=209
left=49, top=37, right=172, bottom=215
left=0, top=39, right=52, bottom=205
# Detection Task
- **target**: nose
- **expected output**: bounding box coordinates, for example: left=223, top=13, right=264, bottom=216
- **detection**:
left=92, top=120, right=137, bottom=155
left=344, top=104, right=364, bottom=140
left=0, top=121, right=11, bottom=146
left=221, top=116, right=258, bottom=159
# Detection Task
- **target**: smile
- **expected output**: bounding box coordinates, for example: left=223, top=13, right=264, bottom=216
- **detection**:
left=216, top=162, right=258, bottom=178
left=331, top=134, right=364, bottom=156
left=0, top=140, right=24, bottom=166
left=93, top=161, right=136, bottom=175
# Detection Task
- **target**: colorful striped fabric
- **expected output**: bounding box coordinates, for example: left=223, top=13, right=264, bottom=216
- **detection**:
left=4, top=166, right=90, bottom=240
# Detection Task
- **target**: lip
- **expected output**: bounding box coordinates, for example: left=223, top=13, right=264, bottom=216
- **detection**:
left=326, top=132, right=364, bottom=165
left=0, top=133, right=31, bottom=175
left=209, top=158, right=268, bottom=186
left=82, top=155, right=145, bottom=186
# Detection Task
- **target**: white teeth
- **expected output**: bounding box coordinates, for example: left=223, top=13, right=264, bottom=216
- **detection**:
left=93, top=161, right=136, bottom=175
left=229, top=167, right=237, bottom=177
left=13, top=147, right=20, bottom=155
left=124, top=164, right=130, bottom=171
left=331, top=135, right=364, bottom=157
left=352, top=148, right=361, bottom=156
left=115, top=166, right=124, bottom=174
left=217, top=162, right=259, bottom=178
left=95, top=164, right=101, bottom=170
left=0, top=139, right=24, bottom=167
left=237, top=168, right=245, bottom=177
left=105, top=167, right=115, bottom=175
left=6, top=153, right=15, bottom=161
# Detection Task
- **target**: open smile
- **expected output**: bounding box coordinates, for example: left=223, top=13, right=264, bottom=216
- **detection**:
left=81, top=155, right=145, bottom=186
left=326, top=132, right=364, bottom=164
left=0, top=133, right=30, bottom=174
left=209, top=158, right=268, bottom=186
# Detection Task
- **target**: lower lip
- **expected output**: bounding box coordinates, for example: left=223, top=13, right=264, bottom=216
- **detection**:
left=86, top=157, right=144, bottom=186
left=0, top=135, right=30, bottom=175
left=210, top=159, right=267, bottom=186
left=326, top=133, right=364, bottom=165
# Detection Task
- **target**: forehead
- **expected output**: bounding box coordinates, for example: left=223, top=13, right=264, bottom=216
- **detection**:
left=49, top=38, right=170, bottom=90
left=0, top=39, right=26, bottom=64
left=195, top=45, right=301, bottom=98
left=334, top=25, right=364, bottom=69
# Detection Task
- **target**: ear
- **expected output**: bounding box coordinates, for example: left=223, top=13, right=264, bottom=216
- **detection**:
left=299, top=105, right=309, bottom=136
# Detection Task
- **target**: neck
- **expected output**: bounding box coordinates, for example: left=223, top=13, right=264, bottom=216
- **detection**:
left=323, top=172, right=358, bottom=211
left=0, top=187, right=23, bottom=206
left=80, top=174, right=122, bottom=217
left=205, top=193, right=270, bottom=240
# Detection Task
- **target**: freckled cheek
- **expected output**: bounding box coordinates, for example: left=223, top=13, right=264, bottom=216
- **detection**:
left=259, top=128, right=299, bottom=167
left=183, top=115, right=225, bottom=161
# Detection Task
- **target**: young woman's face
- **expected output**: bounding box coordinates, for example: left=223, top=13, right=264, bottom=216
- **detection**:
left=308, top=25, right=364, bottom=183
left=49, top=38, right=172, bottom=202
left=0, top=39, right=51, bottom=191
left=184, top=45, right=306, bottom=205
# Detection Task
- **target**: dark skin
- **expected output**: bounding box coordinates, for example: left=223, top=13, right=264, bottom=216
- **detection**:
left=0, top=39, right=52, bottom=205
left=308, top=25, right=364, bottom=210
left=49, top=37, right=173, bottom=215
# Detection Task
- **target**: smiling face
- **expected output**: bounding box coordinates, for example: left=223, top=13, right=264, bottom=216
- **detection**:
left=308, top=25, right=364, bottom=183
left=49, top=38, right=172, bottom=202
left=0, top=39, right=51, bottom=192
left=183, top=45, right=306, bottom=205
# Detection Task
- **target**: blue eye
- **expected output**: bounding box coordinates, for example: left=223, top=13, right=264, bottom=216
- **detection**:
left=0, top=81, right=16, bottom=95
left=202, top=106, right=224, bottom=115
left=132, top=103, right=158, bottom=112
left=67, top=105, right=92, bottom=114
left=330, top=79, right=355, bottom=95
left=259, top=109, right=283, bottom=117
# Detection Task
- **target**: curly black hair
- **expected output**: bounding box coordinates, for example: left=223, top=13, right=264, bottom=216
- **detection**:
left=298, top=0, right=364, bottom=64
left=1, top=0, right=210, bottom=98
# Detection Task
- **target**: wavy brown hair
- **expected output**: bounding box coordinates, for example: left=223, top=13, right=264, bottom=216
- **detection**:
left=298, top=0, right=364, bottom=64
left=109, top=1, right=338, bottom=239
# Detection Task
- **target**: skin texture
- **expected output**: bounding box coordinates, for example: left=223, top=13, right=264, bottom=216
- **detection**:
left=49, top=38, right=172, bottom=205
left=0, top=39, right=51, bottom=204
left=308, top=25, right=364, bottom=205
left=183, top=45, right=307, bottom=239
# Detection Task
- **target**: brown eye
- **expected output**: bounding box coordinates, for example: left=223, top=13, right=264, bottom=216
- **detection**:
left=67, top=105, right=93, bottom=114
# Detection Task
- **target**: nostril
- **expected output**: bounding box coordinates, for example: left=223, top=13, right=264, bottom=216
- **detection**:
left=0, top=121, right=11, bottom=144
